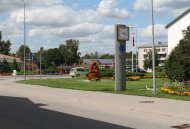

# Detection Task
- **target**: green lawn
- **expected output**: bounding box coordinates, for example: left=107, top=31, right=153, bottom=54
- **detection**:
left=18, top=78, right=190, bottom=101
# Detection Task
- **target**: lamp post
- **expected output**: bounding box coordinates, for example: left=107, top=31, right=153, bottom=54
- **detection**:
left=151, top=0, right=156, bottom=94
left=20, top=0, right=26, bottom=80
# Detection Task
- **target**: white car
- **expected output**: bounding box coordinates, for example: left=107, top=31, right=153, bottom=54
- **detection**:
left=70, top=67, right=89, bottom=77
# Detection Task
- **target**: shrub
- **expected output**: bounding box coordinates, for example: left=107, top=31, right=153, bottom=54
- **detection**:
left=43, top=67, right=59, bottom=75
left=126, top=72, right=145, bottom=77
left=0, top=59, right=11, bottom=73
left=165, top=26, right=190, bottom=82
left=144, top=72, right=167, bottom=78
left=99, top=68, right=114, bottom=78
left=11, top=59, right=20, bottom=71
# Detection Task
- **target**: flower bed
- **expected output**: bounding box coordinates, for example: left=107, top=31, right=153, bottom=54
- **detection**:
left=160, top=87, right=190, bottom=96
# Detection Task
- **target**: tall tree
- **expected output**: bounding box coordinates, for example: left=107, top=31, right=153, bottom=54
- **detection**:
left=165, top=26, right=190, bottom=82
left=59, top=44, right=66, bottom=65
left=144, top=50, right=159, bottom=70
left=63, top=39, right=80, bottom=65
left=0, top=31, right=12, bottom=55
left=16, top=45, right=31, bottom=59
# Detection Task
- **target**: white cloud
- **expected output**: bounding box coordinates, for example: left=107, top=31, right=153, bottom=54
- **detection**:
left=134, top=0, right=190, bottom=11
left=29, top=23, right=104, bottom=38
left=138, top=24, right=167, bottom=43
left=97, top=0, right=130, bottom=19
left=0, top=0, right=63, bottom=13
left=140, top=24, right=167, bottom=38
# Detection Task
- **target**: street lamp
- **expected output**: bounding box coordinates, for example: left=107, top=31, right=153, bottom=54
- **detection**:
left=20, top=0, right=26, bottom=80
left=151, top=0, right=156, bottom=94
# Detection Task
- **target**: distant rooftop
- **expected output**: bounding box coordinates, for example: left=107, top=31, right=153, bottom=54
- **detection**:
left=166, top=8, right=190, bottom=29
left=0, top=54, right=21, bottom=63
left=138, top=42, right=168, bottom=48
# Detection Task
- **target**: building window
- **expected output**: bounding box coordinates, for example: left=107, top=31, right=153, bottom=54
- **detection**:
left=144, top=49, right=147, bottom=53
left=162, top=48, right=166, bottom=52
left=156, top=49, right=160, bottom=52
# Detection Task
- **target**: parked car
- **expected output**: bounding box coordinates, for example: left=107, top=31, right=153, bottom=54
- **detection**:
left=127, top=67, right=147, bottom=73
left=70, top=67, right=89, bottom=77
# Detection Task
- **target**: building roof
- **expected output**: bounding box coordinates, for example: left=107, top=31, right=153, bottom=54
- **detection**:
left=138, top=42, right=168, bottom=48
left=83, top=59, right=113, bottom=65
left=166, top=8, right=190, bottom=29
left=0, top=54, right=21, bottom=63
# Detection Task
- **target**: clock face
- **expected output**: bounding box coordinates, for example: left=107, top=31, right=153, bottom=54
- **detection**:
left=117, top=25, right=129, bottom=41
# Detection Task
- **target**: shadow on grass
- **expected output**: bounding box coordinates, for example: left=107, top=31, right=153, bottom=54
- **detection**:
left=0, top=96, right=133, bottom=129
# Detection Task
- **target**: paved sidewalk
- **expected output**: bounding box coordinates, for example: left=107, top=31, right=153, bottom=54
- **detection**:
left=0, top=77, right=190, bottom=129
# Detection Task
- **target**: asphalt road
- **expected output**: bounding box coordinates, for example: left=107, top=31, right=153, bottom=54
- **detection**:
left=0, top=76, right=190, bottom=129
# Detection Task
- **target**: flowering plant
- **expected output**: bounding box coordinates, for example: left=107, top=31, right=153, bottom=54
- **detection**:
left=161, top=81, right=190, bottom=96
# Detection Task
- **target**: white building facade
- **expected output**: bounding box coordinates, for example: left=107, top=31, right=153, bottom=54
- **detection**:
left=166, top=8, right=190, bottom=55
left=138, top=42, right=168, bottom=70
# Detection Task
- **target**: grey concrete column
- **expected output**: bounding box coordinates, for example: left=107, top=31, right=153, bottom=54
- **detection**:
left=115, top=25, right=127, bottom=91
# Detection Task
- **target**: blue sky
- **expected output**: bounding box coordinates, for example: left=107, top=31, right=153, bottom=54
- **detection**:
left=0, top=0, right=190, bottom=55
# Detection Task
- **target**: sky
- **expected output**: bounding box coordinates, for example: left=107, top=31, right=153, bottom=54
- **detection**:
left=0, top=0, right=190, bottom=55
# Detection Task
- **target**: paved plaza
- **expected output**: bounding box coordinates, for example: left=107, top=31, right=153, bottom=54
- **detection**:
left=0, top=76, right=190, bottom=129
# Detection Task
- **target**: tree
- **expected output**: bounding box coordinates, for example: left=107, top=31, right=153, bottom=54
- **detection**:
left=12, top=59, right=20, bottom=71
left=0, top=60, right=3, bottom=73
left=100, top=53, right=114, bottom=59
left=61, top=39, right=80, bottom=65
left=59, top=44, right=67, bottom=65
left=144, top=49, right=159, bottom=70
left=165, top=26, right=190, bottom=82
left=0, top=31, right=12, bottom=55
left=1, top=59, right=11, bottom=73
left=82, top=52, right=114, bottom=59
left=45, top=48, right=62, bottom=66
left=16, top=45, right=31, bottom=59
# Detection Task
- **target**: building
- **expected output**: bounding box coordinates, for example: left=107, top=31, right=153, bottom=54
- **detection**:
left=166, top=8, right=190, bottom=55
left=82, top=59, right=114, bottom=68
left=0, top=54, right=21, bottom=63
left=138, top=42, right=168, bottom=69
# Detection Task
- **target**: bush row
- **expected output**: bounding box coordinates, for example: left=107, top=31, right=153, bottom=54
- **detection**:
left=98, top=68, right=167, bottom=78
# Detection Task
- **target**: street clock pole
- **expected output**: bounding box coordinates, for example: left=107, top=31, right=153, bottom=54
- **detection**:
left=115, top=24, right=129, bottom=91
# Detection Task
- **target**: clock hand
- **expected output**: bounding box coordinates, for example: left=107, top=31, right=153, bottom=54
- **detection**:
left=122, top=32, right=127, bottom=35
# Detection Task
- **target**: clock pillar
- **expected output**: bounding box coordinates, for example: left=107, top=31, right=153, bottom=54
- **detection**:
left=115, top=24, right=129, bottom=91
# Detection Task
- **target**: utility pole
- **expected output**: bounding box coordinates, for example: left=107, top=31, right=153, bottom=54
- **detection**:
left=151, top=0, right=156, bottom=94
left=135, top=29, right=138, bottom=72
left=20, top=0, right=26, bottom=80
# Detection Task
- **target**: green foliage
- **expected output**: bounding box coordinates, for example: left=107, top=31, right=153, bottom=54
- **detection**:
left=0, top=60, right=3, bottom=73
left=144, top=72, right=167, bottom=78
left=126, top=72, right=145, bottom=77
left=165, top=26, right=190, bottom=82
left=144, top=50, right=159, bottom=70
left=82, top=52, right=114, bottom=59
left=43, top=67, right=59, bottom=75
left=11, top=59, right=20, bottom=71
left=34, top=39, right=80, bottom=69
left=165, top=81, right=190, bottom=92
left=99, top=68, right=114, bottom=77
left=1, top=59, right=11, bottom=73
left=59, top=39, right=80, bottom=65
left=16, top=45, right=31, bottom=59
left=155, top=66, right=164, bottom=72
left=19, top=78, right=190, bottom=100
left=0, top=31, right=12, bottom=55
